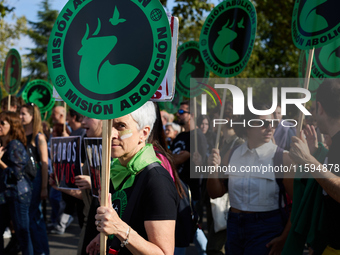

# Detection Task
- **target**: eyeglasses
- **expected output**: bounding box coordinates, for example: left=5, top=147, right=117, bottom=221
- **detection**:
left=178, top=109, right=190, bottom=115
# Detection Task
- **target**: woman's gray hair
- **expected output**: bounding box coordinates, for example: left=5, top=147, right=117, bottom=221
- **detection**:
left=165, top=122, right=181, bottom=134
left=130, top=101, right=156, bottom=136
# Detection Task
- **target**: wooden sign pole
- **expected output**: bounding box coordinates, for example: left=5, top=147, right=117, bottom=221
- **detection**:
left=193, top=97, right=198, bottom=153
left=297, top=48, right=314, bottom=137
left=215, top=78, right=228, bottom=149
left=63, top=101, right=67, bottom=133
left=100, top=119, right=112, bottom=255
left=8, top=95, right=11, bottom=111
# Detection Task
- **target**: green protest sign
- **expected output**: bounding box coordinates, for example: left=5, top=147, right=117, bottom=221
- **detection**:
left=292, top=0, right=340, bottom=49
left=176, top=41, right=209, bottom=98
left=47, top=0, right=171, bottom=119
left=2, top=49, right=22, bottom=94
left=314, top=37, right=340, bottom=78
left=22, top=80, right=55, bottom=113
left=199, top=0, right=256, bottom=77
left=158, top=90, right=183, bottom=114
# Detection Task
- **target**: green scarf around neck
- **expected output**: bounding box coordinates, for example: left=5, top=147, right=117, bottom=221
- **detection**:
left=110, top=143, right=161, bottom=191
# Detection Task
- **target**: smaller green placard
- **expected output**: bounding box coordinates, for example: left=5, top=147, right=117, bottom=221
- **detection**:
left=199, top=0, right=257, bottom=77
left=47, top=0, right=171, bottom=119
left=22, top=80, right=55, bottom=113
left=292, top=0, right=340, bottom=49
left=176, top=41, right=209, bottom=98
left=2, top=49, right=22, bottom=95
left=313, top=37, right=340, bottom=78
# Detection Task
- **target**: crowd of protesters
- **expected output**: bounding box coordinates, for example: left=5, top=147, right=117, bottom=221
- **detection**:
left=0, top=78, right=340, bottom=255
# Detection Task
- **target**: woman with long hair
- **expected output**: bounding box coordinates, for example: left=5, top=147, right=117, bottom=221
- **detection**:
left=20, top=103, right=49, bottom=255
left=0, top=111, right=33, bottom=255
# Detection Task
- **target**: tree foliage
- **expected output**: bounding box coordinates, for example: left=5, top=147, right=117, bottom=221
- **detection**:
left=0, top=0, right=14, bottom=18
left=0, top=15, right=27, bottom=63
left=238, top=0, right=300, bottom=79
left=25, top=0, right=58, bottom=79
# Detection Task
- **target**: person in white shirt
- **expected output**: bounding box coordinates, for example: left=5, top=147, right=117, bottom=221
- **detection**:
left=207, top=103, right=294, bottom=255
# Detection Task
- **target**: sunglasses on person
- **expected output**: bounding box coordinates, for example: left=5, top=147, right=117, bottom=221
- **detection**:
left=178, top=109, right=190, bottom=115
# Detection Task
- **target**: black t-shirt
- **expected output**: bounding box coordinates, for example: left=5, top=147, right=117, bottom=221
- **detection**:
left=108, top=166, right=178, bottom=254
left=170, top=129, right=207, bottom=201
left=324, top=131, right=340, bottom=249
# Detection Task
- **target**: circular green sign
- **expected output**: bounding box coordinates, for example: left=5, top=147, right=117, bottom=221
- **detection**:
left=47, top=0, right=171, bottom=119
left=292, top=0, right=340, bottom=50
left=158, top=90, right=183, bottom=114
left=199, top=0, right=256, bottom=77
left=176, top=41, right=209, bottom=98
left=22, top=80, right=55, bottom=113
left=2, top=49, right=22, bottom=95
left=314, top=37, right=340, bottom=78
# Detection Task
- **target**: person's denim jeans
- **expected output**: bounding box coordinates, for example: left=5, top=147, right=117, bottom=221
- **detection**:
left=193, top=200, right=207, bottom=255
left=49, top=186, right=62, bottom=224
left=30, top=167, right=49, bottom=255
left=225, top=209, right=284, bottom=255
left=0, top=193, right=33, bottom=255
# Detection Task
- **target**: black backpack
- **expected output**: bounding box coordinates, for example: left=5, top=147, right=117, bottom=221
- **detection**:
left=24, top=135, right=40, bottom=181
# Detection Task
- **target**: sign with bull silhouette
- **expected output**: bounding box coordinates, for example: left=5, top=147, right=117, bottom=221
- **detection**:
left=2, top=49, right=22, bottom=94
left=292, top=0, right=340, bottom=49
left=298, top=36, right=340, bottom=100
left=47, top=0, right=171, bottom=119
left=199, top=0, right=256, bottom=77
left=22, top=79, right=55, bottom=113
left=176, top=41, right=209, bottom=98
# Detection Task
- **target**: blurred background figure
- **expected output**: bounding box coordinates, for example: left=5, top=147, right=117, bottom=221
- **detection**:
left=165, top=122, right=181, bottom=148
left=198, top=115, right=216, bottom=159
left=78, top=116, right=103, bottom=255
left=273, top=105, right=296, bottom=150
left=0, top=111, right=33, bottom=255
left=160, top=110, right=169, bottom=129
left=66, top=108, right=86, bottom=138
left=1, top=96, right=24, bottom=113
left=20, top=103, right=50, bottom=255
left=51, top=106, right=69, bottom=137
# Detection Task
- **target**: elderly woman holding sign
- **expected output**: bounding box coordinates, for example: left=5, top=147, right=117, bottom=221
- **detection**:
left=86, top=101, right=178, bottom=255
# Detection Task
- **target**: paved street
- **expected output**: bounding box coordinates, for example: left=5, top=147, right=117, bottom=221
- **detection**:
left=4, top=206, right=199, bottom=255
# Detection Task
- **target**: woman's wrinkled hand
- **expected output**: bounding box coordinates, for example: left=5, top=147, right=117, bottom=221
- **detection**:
left=95, top=193, right=126, bottom=236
